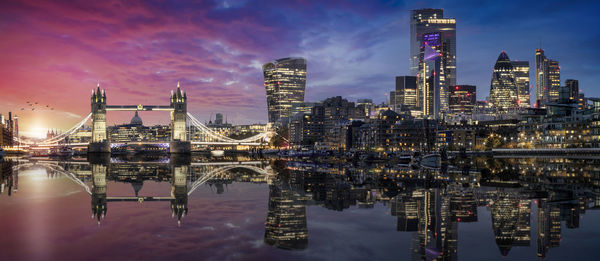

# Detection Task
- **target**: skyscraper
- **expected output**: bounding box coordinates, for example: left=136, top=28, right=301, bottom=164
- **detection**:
left=548, top=60, right=561, bottom=102
left=410, top=9, right=456, bottom=86
left=511, top=61, right=530, bottom=107
left=449, top=85, right=476, bottom=115
left=410, top=9, right=456, bottom=118
left=535, top=49, right=560, bottom=107
left=565, top=79, right=579, bottom=103
left=490, top=51, right=518, bottom=111
left=263, top=57, right=307, bottom=124
left=420, top=32, right=446, bottom=118
left=392, top=76, right=418, bottom=114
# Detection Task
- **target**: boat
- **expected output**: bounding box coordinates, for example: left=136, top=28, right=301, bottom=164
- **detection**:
left=421, top=153, right=441, bottom=168
left=397, top=155, right=412, bottom=164
left=210, top=150, right=225, bottom=157
left=50, top=146, right=73, bottom=158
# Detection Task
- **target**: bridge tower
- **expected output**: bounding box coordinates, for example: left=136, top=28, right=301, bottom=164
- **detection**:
left=88, top=83, right=110, bottom=153
left=91, top=163, right=107, bottom=223
left=170, top=158, right=189, bottom=224
left=170, top=82, right=190, bottom=153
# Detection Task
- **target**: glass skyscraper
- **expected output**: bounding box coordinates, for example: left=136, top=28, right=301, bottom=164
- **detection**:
left=449, top=84, right=476, bottom=115
left=511, top=61, right=531, bottom=108
left=535, top=49, right=560, bottom=107
left=263, top=57, right=307, bottom=124
left=391, top=76, right=418, bottom=114
left=490, top=51, right=518, bottom=111
left=410, top=9, right=456, bottom=118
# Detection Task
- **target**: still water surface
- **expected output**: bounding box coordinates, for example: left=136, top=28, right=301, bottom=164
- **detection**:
left=1, top=156, right=599, bottom=260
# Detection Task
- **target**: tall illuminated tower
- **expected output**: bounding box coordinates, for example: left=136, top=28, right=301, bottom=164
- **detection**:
left=535, top=49, right=560, bottom=107
left=410, top=9, right=456, bottom=118
left=490, top=51, right=518, bottom=111
left=419, top=32, right=446, bottom=118
left=511, top=61, right=530, bottom=107
left=263, top=57, right=307, bottom=124
left=548, top=60, right=560, bottom=102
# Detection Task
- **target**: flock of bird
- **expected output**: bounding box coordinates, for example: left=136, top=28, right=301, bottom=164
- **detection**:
left=22, top=101, right=55, bottom=111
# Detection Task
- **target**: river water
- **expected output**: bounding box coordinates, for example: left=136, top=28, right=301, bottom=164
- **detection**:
left=1, top=155, right=599, bottom=260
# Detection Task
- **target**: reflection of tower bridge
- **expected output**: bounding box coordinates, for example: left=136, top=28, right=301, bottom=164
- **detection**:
left=37, top=159, right=272, bottom=223
left=14, top=82, right=273, bottom=153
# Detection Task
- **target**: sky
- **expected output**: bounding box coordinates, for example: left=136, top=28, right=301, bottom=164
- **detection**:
left=1, top=0, right=599, bottom=138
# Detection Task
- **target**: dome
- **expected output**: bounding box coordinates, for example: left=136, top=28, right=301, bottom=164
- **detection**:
left=130, top=111, right=143, bottom=125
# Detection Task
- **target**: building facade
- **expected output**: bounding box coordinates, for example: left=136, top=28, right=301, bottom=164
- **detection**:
left=511, top=61, right=530, bottom=108
left=410, top=9, right=456, bottom=87
left=410, top=9, right=456, bottom=119
left=263, top=57, right=307, bottom=124
left=449, top=85, right=476, bottom=115
left=490, top=51, right=518, bottom=111
left=392, top=76, right=419, bottom=115
left=535, top=49, right=560, bottom=107
left=0, top=112, right=14, bottom=148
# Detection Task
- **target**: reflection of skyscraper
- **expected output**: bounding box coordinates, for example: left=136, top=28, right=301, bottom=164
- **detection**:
left=263, top=57, right=307, bottom=124
left=264, top=180, right=308, bottom=250
left=450, top=191, right=478, bottom=222
left=0, top=160, right=15, bottom=196
left=390, top=193, right=419, bottom=231
left=410, top=188, right=458, bottom=261
left=537, top=199, right=561, bottom=259
left=490, top=193, right=531, bottom=256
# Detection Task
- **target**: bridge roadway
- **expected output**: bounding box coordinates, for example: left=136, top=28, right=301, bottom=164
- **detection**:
left=493, top=148, right=600, bottom=156
left=35, top=160, right=266, bottom=166
left=105, top=105, right=173, bottom=111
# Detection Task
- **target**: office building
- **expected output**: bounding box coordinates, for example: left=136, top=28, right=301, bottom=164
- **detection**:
left=410, top=9, right=456, bottom=119
left=391, top=76, right=419, bottom=115
left=0, top=112, right=14, bottom=147
left=548, top=60, right=560, bottom=102
left=410, top=9, right=456, bottom=87
left=565, top=79, right=579, bottom=103
left=263, top=57, right=307, bottom=124
left=490, top=51, right=518, bottom=111
left=536, top=49, right=560, bottom=107
left=356, top=99, right=374, bottom=118
left=449, top=85, right=476, bottom=115
left=511, top=61, right=530, bottom=107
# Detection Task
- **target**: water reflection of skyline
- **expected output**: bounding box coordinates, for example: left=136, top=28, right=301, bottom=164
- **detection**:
left=1, top=156, right=599, bottom=259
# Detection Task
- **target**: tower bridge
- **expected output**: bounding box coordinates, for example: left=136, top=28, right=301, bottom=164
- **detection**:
left=38, top=159, right=273, bottom=223
left=14, top=82, right=273, bottom=153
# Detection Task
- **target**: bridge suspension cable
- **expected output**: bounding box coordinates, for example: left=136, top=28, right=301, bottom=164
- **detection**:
left=13, top=113, right=92, bottom=145
left=187, top=165, right=269, bottom=196
left=186, top=113, right=270, bottom=143
left=41, top=113, right=92, bottom=144
left=40, top=163, right=92, bottom=195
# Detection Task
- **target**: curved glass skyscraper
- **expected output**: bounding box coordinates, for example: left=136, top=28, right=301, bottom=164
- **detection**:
left=263, top=57, right=307, bottom=124
left=490, top=51, right=518, bottom=111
